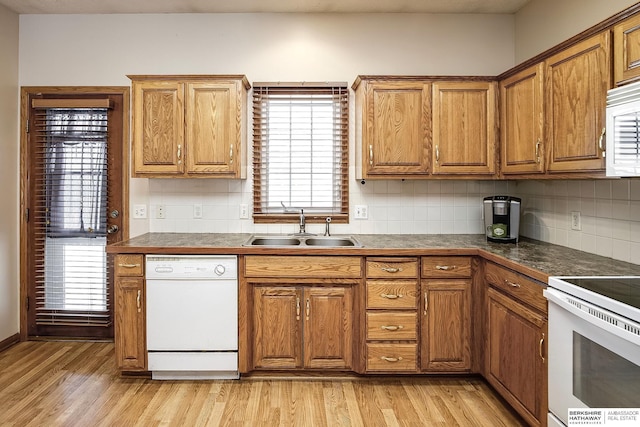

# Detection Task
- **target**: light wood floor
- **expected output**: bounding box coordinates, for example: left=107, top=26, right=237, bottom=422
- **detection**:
left=0, top=341, right=525, bottom=426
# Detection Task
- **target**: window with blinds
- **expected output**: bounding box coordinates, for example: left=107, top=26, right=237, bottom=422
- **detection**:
left=32, top=103, right=110, bottom=327
left=252, top=83, right=349, bottom=222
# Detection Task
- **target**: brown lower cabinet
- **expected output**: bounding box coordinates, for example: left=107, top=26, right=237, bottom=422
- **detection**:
left=244, top=255, right=361, bottom=371
left=485, top=262, right=548, bottom=427
left=114, top=254, right=146, bottom=371
left=251, top=285, right=353, bottom=370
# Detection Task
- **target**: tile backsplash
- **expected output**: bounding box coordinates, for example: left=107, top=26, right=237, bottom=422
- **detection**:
left=147, top=178, right=640, bottom=265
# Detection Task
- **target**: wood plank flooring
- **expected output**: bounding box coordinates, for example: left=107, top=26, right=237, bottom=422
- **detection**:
left=0, top=341, right=526, bottom=426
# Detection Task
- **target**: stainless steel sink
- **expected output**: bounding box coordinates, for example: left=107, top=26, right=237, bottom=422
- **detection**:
left=246, top=237, right=301, bottom=246
left=243, top=235, right=362, bottom=247
left=304, top=237, right=357, bottom=247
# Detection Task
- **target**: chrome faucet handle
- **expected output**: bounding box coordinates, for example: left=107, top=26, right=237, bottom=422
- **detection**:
left=324, top=217, right=332, bottom=236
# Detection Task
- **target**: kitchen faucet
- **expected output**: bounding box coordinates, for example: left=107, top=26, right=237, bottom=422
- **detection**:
left=299, top=209, right=306, bottom=234
left=281, top=202, right=314, bottom=235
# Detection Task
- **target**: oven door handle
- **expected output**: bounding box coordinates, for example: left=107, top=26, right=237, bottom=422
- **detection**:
left=544, top=288, right=640, bottom=346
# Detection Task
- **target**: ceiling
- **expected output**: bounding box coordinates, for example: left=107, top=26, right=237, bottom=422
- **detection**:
left=0, top=0, right=530, bottom=14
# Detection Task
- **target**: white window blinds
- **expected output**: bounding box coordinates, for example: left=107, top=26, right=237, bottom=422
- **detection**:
left=32, top=103, right=111, bottom=327
left=252, top=83, right=349, bottom=222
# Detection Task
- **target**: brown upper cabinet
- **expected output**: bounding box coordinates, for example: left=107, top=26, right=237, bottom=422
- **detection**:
left=499, top=31, right=610, bottom=177
left=614, top=12, right=640, bottom=86
left=499, top=63, right=545, bottom=176
left=431, top=81, right=497, bottom=176
left=353, top=76, right=497, bottom=180
left=545, top=31, right=610, bottom=174
left=129, top=75, right=250, bottom=178
left=353, top=79, right=431, bottom=179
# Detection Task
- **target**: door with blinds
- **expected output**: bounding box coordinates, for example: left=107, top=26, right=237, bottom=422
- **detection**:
left=22, top=88, right=129, bottom=339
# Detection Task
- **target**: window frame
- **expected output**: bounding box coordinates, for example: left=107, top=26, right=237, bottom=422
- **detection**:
left=252, top=82, right=350, bottom=224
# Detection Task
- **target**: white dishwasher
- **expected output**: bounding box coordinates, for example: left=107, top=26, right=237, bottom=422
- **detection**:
left=146, top=255, right=238, bottom=380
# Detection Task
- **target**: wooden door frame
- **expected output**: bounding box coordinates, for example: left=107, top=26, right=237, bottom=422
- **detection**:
left=19, top=86, right=130, bottom=340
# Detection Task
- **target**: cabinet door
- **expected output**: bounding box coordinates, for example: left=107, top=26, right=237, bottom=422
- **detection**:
left=304, top=287, right=352, bottom=369
left=132, top=81, right=185, bottom=176
left=186, top=82, right=239, bottom=176
left=546, top=31, right=610, bottom=173
left=252, top=287, right=302, bottom=369
left=114, top=277, right=146, bottom=371
left=363, top=82, right=430, bottom=177
left=421, top=280, right=471, bottom=372
left=487, top=288, right=547, bottom=427
left=500, top=64, right=545, bottom=175
left=431, top=81, right=497, bottom=175
left=614, top=13, right=640, bottom=85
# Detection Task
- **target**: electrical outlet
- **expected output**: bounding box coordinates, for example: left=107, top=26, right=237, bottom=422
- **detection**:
left=133, top=204, right=147, bottom=219
left=193, top=204, right=203, bottom=219
left=355, top=205, right=368, bottom=219
left=239, top=204, right=249, bottom=219
left=571, top=211, right=582, bottom=231
left=156, top=204, right=165, bottom=219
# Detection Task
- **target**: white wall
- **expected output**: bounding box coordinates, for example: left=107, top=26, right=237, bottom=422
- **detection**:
left=514, top=0, right=638, bottom=62
left=0, top=3, right=19, bottom=342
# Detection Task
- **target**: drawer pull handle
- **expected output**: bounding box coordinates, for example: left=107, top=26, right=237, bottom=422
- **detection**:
left=381, top=267, right=402, bottom=273
left=136, top=290, right=141, bottom=313
left=306, top=298, right=310, bottom=320
left=369, top=144, right=374, bottom=166
left=177, top=144, right=182, bottom=165
left=380, top=293, right=403, bottom=299
left=296, top=297, right=301, bottom=321
left=381, top=325, right=404, bottom=331
left=505, top=280, right=521, bottom=288
left=118, top=263, right=140, bottom=268
left=380, top=356, right=403, bottom=363
left=539, top=333, right=545, bottom=364
left=436, top=265, right=456, bottom=271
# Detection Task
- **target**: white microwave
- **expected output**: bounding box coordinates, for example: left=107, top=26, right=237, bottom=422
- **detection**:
left=606, top=81, right=640, bottom=177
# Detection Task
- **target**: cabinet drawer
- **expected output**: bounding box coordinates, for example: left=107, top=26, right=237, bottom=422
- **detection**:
left=366, top=312, right=417, bottom=340
left=115, top=255, right=144, bottom=277
left=245, top=256, right=362, bottom=278
left=366, top=258, right=418, bottom=278
left=421, top=256, right=471, bottom=278
left=367, top=280, right=418, bottom=309
left=485, top=262, right=547, bottom=312
left=366, top=343, right=417, bottom=372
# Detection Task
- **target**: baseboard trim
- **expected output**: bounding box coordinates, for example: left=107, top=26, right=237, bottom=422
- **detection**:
left=0, top=333, right=20, bottom=352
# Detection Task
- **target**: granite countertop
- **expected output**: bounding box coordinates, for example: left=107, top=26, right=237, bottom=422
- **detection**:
left=107, top=233, right=640, bottom=283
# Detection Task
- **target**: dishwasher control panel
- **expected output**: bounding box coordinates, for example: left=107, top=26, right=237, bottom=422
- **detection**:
left=146, top=255, right=238, bottom=280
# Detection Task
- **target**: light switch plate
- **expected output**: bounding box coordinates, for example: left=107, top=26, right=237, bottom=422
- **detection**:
left=193, top=204, right=203, bottom=219
left=239, top=204, right=249, bottom=219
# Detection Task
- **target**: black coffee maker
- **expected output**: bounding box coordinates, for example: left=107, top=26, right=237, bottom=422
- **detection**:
left=483, top=196, right=521, bottom=243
